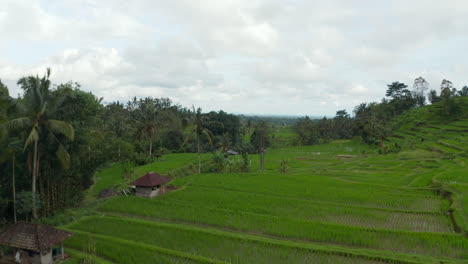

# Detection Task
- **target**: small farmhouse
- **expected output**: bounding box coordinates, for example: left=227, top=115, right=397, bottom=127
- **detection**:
left=0, top=222, right=73, bottom=264
left=129, top=172, right=171, bottom=198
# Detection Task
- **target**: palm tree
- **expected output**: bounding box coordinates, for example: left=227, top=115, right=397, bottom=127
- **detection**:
left=185, top=107, right=213, bottom=173
left=0, top=138, right=22, bottom=223
left=252, top=122, right=269, bottom=171
left=219, top=133, right=231, bottom=152
left=6, top=69, right=74, bottom=219
left=0, top=86, right=19, bottom=222
left=133, top=99, right=159, bottom=157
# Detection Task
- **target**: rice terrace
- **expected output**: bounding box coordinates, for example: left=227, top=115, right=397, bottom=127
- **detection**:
left=62, top=105, right=468, bottom=264
left=1, top=1, right=468, bottom=264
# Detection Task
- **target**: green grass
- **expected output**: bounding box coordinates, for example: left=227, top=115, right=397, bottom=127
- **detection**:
left=59, top=100, right=468, bottom=263
left=91, top=163, right=127, bottom=196
left=98, top=196, right=465, bottom=259
left=65, top=230, right=209, bottom=264
left=65, top=216, right=460, bottom=264
left=90, top=153, right=208, bottom=197
left=64, top=248, right=114, bottom=264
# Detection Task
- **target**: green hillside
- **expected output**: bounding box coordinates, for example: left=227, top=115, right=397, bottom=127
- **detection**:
left=384, top=97, right=468, bottom=233
left=57, top=100, right=468, bottom=264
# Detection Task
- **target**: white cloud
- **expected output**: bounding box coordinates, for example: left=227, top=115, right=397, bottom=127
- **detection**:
left=1, top=0, right=468, bottom=115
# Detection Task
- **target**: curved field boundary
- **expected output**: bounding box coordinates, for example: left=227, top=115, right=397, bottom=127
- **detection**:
left=65, top=248, right=115, bottom=264
left=64, top=229, right=229, bottom=264
left=98, top=202, right=467, bottom=259
left=66, top=216, right=462, bottom=264
left=186, top=184, right=445, bottom=215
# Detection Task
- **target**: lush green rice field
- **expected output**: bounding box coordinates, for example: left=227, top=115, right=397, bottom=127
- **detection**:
left=62, top=123, right=468, bottom=263
left=90, top=153, right=207, bottom=196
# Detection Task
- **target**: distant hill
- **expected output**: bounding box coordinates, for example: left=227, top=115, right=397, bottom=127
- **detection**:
left=385, top=97, right=468, bottom=233
left=385, top=97, right=468, bottom=155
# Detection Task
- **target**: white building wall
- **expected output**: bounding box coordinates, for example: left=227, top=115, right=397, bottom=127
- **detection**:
left=136, top=186, right=160, bottom=198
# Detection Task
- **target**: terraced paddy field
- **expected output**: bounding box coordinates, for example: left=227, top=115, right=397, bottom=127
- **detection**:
left=59, top=127, right=468, bottom=264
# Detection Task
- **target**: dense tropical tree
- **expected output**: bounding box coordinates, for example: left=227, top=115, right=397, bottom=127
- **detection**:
left=6, top=69, right=74, bottom=218
left=385, top=82, right=416, bottom=116
left=251, top=121, right=270, bottom=170
left=428, top=90, right=441, bottom=104
left=440, top=79, right=456, bottom=99
left=333, top=110, right=354, bottom=139
left=133, top=99, right=160, bottom=158
left=185, top=107, right=213, bottom=173
left=0, top=138, right=23, bottom=223
left=386, top=82, right=410, bottom=99
left=295, top=116, right=319, bottom=145
left=412, top=77, right=428, bottom=107
left=458, top=86, right=468, bottom=97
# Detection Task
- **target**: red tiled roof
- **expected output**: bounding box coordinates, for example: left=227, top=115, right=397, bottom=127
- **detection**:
left=0, top=222, right=73, bottom=252
left=129, top=172, right=171, bottom=187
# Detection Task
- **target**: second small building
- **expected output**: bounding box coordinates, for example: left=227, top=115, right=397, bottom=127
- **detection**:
left=129, top=172, right=171, bottom=198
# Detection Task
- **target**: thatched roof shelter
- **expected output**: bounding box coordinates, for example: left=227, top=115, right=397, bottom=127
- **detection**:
left=0, top=222, right=72, bottom=252
left=129, top=172, right=171, bottom=187
left=129, top=172, right=171, bottom=198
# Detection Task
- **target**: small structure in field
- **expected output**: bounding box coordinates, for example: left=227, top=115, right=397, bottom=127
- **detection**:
left=0, top=221, right=72, bottom=264
left=129, top=172, right=171, bottom=198
left=226, top=150, right=239, bottom=156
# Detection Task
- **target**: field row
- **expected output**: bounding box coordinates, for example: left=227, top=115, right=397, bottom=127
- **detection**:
left=154, top=185, right=453, bottom=232
left=97, top=197, right=467, bottom=259
left=64, top=216, right=462, bottom=264
left=173, top=172, right=448, bottom=212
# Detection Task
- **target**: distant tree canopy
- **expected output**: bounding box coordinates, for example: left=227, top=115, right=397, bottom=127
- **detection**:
left=205, top=110, right=241, bottom=149
left=1, top=70, right=467, bottom=222
left=0, top=70, right=247, bottom=222
left=295, top=78, right=468, bottom=146
left=295, top=109, right=355, bottom=145
left=250, top=121, right=271, bottom=151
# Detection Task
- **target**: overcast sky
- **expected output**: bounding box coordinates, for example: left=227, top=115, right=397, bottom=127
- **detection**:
left=1, top=0, right=468, bottom=116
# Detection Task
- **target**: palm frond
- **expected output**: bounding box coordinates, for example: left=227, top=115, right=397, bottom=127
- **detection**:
left=201, top=128, right=214, bottom=145
left=8, top=137, right=23, bottom=152
left=0, top=124, right=6, bottom=142
left=48, top=119, right=75, bottom=141
left=24, top=127, right=39, bottom=151
left=7, top=117, right=32, bottom=131
left=56, top=144, right=71, bottom=169
left=183, top=130, right=196, bottom=145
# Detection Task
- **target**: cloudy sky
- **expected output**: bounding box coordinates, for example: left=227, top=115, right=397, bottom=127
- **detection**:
left=1, top=0, right=468, bottom=116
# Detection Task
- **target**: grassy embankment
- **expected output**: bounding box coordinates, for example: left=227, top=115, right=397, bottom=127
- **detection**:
left=61, top=99, right=467, bottom=263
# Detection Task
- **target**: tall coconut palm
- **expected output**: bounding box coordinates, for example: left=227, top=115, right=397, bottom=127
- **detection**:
left=1, top=84, right=22, bottom=222
left=6, top=69, right=74, bottom=219
left=0, top=138, right=22, bottom=223
left=185, top=107, right=213, bottom=173
left=134, top=99, right=159, bottom=157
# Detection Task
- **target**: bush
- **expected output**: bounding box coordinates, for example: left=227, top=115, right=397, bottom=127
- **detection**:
left=279, top=158, right=289, bottom=174
left=132, top=153, right=155, bottom=166
left=210, top=151, right=226, bottom=172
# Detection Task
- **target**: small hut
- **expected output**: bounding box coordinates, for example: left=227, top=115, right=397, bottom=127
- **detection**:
left=226, top=150, right=239, bottom=156
left=0, top=221, right=73, bottom=264
left=129, top=172, right=171, bottom=198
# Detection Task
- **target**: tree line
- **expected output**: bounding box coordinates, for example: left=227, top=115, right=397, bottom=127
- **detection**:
left=295, top=77, right=468, bottom=146
left=0, top=69, right=254, bottom=222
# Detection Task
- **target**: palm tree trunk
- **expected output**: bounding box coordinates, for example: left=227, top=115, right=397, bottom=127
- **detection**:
left=32, top=139, right=38, bottom=219
left=197, top=137, right=201, bottom=174
left=12, top=154, right=16, bottom=223
left=260, top=150, right=264, bottom=171
left=149, top=140, right=153, bottom=158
